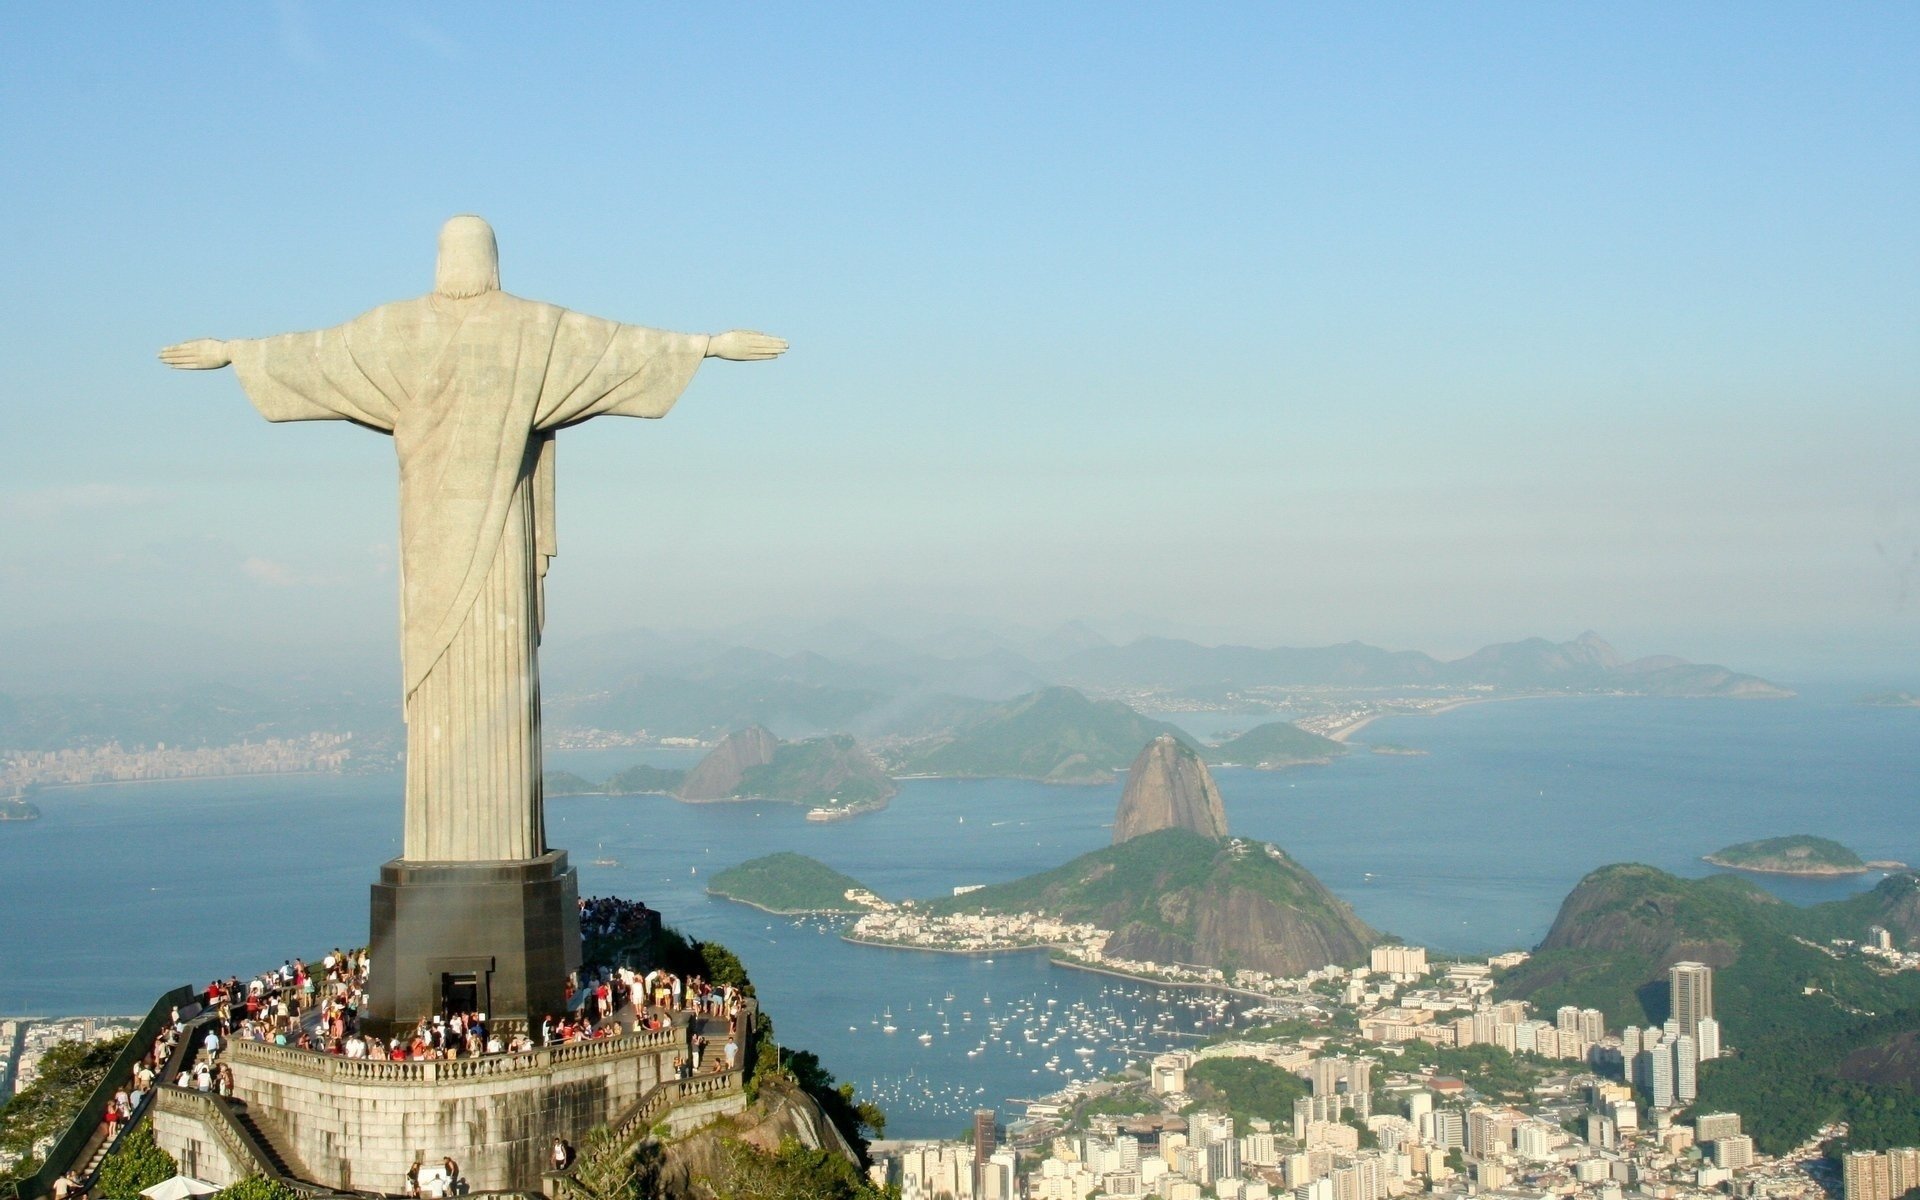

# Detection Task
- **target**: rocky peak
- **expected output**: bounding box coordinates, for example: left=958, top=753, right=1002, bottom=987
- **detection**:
left=677, top=725, right=779, bottom=800
left=1113, top=735, right=1228, bottom=845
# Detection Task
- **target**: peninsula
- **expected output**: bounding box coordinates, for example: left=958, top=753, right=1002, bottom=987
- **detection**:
left=707, top=852, right=876, bottom=914
left=1703, top=834, right=1906, bottom=876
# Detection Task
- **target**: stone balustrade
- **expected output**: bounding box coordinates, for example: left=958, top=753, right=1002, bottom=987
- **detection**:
left=224, top=1024, right=685, bottom=1084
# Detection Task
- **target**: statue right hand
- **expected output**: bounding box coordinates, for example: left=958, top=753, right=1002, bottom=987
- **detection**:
left=158, top=339, right=233, bottom=370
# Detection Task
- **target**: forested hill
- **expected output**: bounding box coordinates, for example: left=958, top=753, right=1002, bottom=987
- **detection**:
left=927, top=827, right=1377, bottom=978
left=1500, top=864, right=1920, bottom=1154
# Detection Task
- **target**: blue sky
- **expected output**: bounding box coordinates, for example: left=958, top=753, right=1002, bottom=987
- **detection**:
left=0, top=3, right=1915, bottom=686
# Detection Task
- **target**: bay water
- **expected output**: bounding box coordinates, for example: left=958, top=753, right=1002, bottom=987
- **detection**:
left=1, top=693, right=1912, bottom=1135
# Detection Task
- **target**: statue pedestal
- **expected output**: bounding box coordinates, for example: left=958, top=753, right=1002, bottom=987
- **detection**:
left=366, top=851, right=580, bottom=1036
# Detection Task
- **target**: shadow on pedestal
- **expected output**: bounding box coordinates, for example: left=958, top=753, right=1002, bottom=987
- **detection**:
left=367, top=851, right=581, bottom=1037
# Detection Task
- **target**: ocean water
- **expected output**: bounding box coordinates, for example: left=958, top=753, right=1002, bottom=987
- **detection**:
left=1, top=693, right=1913, bottom=1135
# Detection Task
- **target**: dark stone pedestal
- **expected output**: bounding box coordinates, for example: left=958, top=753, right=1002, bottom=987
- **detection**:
left=365, top=851, right=580, bottom=1037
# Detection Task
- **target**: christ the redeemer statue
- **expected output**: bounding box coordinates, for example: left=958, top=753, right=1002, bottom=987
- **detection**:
left=162, top=217, right=785, bottom=865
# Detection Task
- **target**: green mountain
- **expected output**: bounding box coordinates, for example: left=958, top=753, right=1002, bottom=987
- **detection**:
left=543, top=769, right=601, bottom=796
left=1500, top=864, right=1920, bottom=1154
left=606, top=763, right=687, bottom=794
left=736, top=735, right=897, bottom=807
left=1704, top=834, right=1868, bottom=875
left=1204, top=721, right=1346, bottom=768
left=708, top=852, right=871, bottom=914
left=928, top=827, right=1378, bottom=977
left=542, top=764, right=687, bottom=797
left=892, top=687, right=1193, bottom=783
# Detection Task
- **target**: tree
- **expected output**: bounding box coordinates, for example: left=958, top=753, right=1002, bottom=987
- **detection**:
left=95, top=1121, right=176, bottom=1199
left=0, top=1035, right=132, bottom=1177
left=211, top=1179, right=301, bottom=1200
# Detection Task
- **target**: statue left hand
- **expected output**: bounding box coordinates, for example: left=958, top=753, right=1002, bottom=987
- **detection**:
left=707, top=331, right=788, bottom=361
left=159, top=339, right=233, bottom=370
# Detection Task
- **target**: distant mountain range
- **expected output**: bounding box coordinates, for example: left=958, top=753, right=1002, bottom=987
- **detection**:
left=541, top=629, right=1787, bottom=741
left=887, top=687, right=1191, bottom=783
left=0, top=626, right=1787, bottom=753
left=546, top=726, right=895, bottom=810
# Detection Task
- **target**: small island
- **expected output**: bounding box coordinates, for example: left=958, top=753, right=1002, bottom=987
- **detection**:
left=1704, top=834, right=1906, bottom=877
left=1859, top=690, right=1920, bottom=708
left=0, top=797, right=41, bottom=822
left=1367, top=743, right=1429, bottom=757
left=706, top=852, right=877, bottom=914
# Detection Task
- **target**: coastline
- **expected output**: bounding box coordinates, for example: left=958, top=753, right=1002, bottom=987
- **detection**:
left=16, top=768, right=346, bottom=795
left=841, top=935, right=1298, bottom=1006
left=707, top=889, right=864, bottom=918
left=1699, top=854, right=1902, bottom=878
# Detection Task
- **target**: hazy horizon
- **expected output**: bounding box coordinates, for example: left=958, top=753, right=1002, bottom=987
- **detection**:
left=2, top=5, right=1915, bottom=693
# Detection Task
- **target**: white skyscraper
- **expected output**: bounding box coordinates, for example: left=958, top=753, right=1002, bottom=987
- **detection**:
left=1674, top=1036, right=1697, bottom=1103
left=1696, top=1016, right=1721, bottom=1061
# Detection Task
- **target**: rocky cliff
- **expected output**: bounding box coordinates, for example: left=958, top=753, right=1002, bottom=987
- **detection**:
left=1113, top=735, right=1228, bottom=844
left=676, top=725, right=779, bottom=800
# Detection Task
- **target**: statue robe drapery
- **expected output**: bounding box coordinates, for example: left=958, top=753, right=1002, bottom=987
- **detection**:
left=229, top=291, right=707, bottom=862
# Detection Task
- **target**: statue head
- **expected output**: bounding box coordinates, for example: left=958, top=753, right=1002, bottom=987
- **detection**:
left=435, top=215, right=500, bottom=298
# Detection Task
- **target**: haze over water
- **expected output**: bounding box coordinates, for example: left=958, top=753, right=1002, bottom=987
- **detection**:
left=1, top=694, right=1913, bottom=1135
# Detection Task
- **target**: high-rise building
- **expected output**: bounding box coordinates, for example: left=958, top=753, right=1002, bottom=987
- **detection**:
left=1694, top=1112, right=1742, bottom=1142
left=1714, top=1135, right=1755, bottom=1170
left=1647, top=1046, right=1675, bottom=1109
left=1431, top=1111, right=1465, bottom=1150
left=1889, top=1148, right=1920, bottom=1197
left=1696, top=1016, right=1721, bottom=1061
left=1371, top=946, right=1429, bottom=978
left=1674, top=1036, right=1697, bottom=1103
left=1310, top=1056, right=1374, bottom=1118
left=1671, top=962, right=1714, bottom=1042
left=1845, top=1150, right=1894, bottom=1200
left=1580, top=1008, right=1607, bottom=1042
left=973, top=1109, right=998, bottom=1198
left=1557, top=1005, right=1582, bottom=1034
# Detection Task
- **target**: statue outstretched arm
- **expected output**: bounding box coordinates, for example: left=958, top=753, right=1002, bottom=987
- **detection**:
left=158, top=339, right=233, bottom=370
left=705, top=330, right=788, bottom=361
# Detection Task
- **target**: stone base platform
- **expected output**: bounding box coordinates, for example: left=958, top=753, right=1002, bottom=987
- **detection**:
left=153, top=1025, right=746, bottom=1194
left=366, top=852, right=582, bottom=1037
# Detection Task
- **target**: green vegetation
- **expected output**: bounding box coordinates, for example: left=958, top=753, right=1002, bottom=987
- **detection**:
left=709, top=853, right=872, bottom=914
left=924, top=828, right=1375, bottom=975
left=0, top=798, right=40, bottom=820
left=738, top=737, right=895, bottom=807
left=606, top=764, right=687, bottom=794
left=543, top=765, right=688, bottom=797
left=0, top=1033, right=131, bottom=1178
left=212, top=1179, right=302, bottom=1200
left=1203, top=722, right=1345, bottom=768
left=753, top=1017, right=885, bottom=1160
left=96, top=1122, right=177, bottom=1199
left=710, top=1135, right=885, bottom=1200
left=1705, top=835, right=1868, bottom=874
left=544, top=769, right=600, bottom=796
left=1501, top=864, right=1920, bottom=1154
left=1182, top=1058, right=1309, bottom=1130
left=893, top=687, right=1193, bottom=783
left=1071, top=1092, right=1161, bottom=1129
left=1371, top=1043, right=1554, bottom=1105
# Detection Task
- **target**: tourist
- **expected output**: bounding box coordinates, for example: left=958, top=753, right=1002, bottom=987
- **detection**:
left=551, top=1137, right=572, bottom=1171
left=442, top=1156, right=461, bottom=1196
left=724, top=1038, right=737, bottom=1071
left=404, top=1162, right=421, bottom=1198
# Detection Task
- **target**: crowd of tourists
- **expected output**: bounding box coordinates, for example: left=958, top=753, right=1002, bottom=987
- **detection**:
left=578, top=894, right=659, bottom=942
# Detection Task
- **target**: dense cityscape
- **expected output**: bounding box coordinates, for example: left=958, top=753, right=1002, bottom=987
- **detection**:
left=864, top=949, right=1915, bottom=1200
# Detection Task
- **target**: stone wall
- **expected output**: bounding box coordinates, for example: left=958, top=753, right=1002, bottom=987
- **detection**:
left=223, top=1030, right=686, bottom=1192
